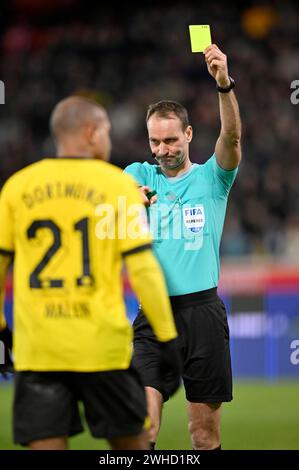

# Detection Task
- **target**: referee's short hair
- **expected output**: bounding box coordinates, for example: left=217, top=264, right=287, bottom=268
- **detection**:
left=146, top=100, right=189, bottom=131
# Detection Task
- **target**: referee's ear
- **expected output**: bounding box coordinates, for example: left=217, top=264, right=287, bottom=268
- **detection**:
left=185, top=125, right=193, bottom=143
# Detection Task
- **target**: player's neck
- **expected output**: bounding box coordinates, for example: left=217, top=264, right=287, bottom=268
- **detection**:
left=56, top=144, right=94, bottom=159
left=162, top=158, right=192, bottom=178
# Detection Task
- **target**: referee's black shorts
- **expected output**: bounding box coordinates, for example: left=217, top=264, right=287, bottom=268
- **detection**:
left=133, top=287, right=233, bottom=403
left=13, top=364, right=148, bottom=446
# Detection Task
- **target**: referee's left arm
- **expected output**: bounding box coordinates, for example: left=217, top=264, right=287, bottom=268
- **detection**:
left=204, top=44, right=242, bottom=170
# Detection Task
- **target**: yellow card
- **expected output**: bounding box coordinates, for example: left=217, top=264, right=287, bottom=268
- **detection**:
left=189, top=25, right=212, bottom=53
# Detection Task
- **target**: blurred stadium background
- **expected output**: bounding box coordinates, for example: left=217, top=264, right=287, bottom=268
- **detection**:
left=0, top=0, right=299, bottom=450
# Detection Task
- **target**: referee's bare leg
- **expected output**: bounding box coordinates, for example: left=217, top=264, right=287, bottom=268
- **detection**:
left=188, top=402, right=221, bottom=450
left=144, top=388, right=222, bottom=450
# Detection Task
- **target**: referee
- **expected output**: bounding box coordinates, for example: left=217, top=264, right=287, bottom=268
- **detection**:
left=125, top=44, right=241, bottom=450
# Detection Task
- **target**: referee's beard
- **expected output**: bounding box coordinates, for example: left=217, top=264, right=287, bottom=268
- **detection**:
left=154, top=151, right=187, bottom=171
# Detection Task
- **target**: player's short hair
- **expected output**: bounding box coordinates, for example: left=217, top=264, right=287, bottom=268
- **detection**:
left=146, top=100, right=189, bottom=131
left=50, top=95, right=105, bottom=142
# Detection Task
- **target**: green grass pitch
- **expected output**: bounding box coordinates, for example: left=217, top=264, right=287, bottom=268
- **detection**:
left=0, top=381, right=298, bottom=450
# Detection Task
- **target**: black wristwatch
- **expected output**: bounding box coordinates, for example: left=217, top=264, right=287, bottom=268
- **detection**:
left=216, top=76, right=235, bottom=93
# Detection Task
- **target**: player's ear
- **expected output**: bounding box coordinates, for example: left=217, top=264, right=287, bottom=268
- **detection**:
left=86, top=122, right=98, bottom=145
left=185, top=125, right=193, bottom=143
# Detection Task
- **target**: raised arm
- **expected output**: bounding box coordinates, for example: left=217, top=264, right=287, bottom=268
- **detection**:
left=204, top=44, right=241, bottom=170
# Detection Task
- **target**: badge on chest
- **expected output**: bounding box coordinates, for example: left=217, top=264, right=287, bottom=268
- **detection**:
left=183, top=205, right=205, bottom=233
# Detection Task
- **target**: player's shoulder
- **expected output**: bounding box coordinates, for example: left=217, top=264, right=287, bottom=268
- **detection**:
left=91, top=160, right=141, bottom=195
left=98, top=160, right=135, bottom=184
left=94, top=159, right=123, bottom=177
left=1, top=160, right=46, bottom=194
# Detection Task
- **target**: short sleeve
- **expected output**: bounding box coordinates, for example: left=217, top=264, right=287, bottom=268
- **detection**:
left=0, top=181, right=15, bottom=253
left=203, top=153, right=238, bottom=198
left=117, top=175, right=152, bottom=256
